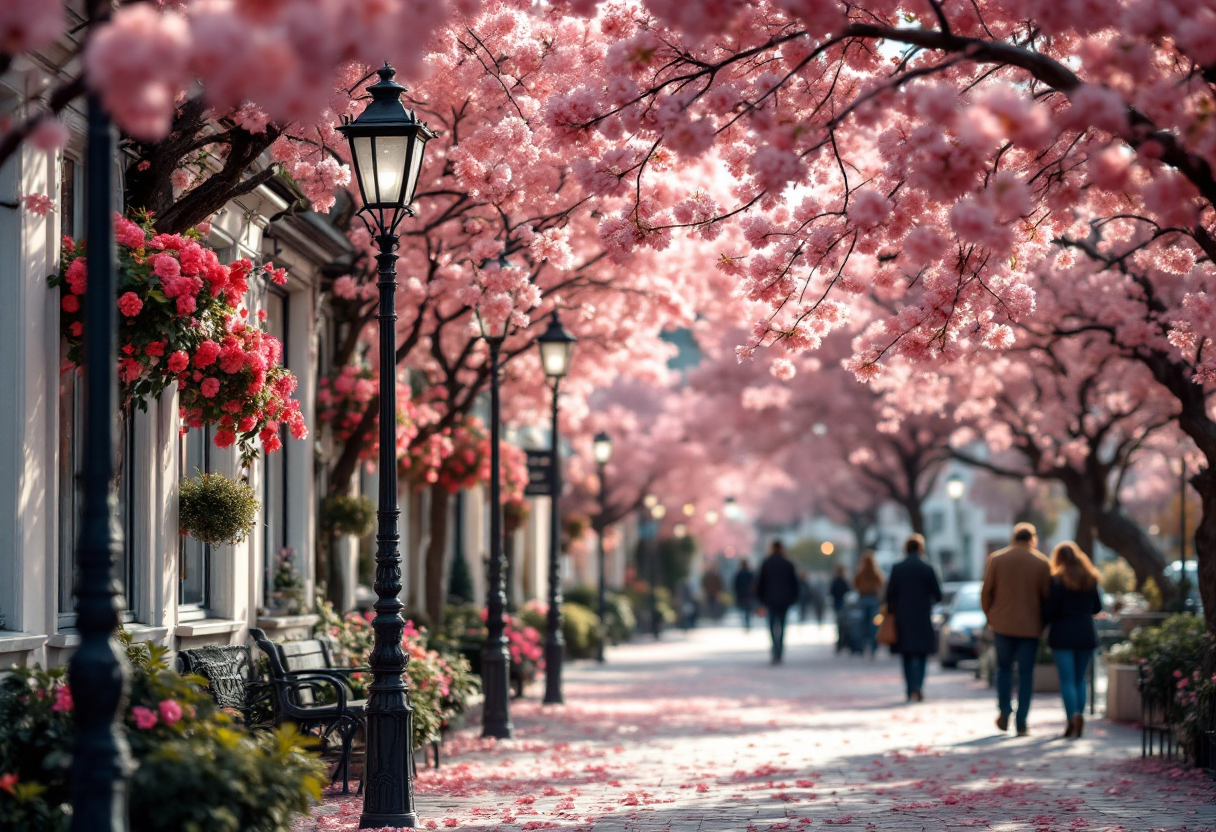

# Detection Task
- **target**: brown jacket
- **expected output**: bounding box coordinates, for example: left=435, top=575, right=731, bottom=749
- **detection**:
left=981, top=543, right=1052, bottom=638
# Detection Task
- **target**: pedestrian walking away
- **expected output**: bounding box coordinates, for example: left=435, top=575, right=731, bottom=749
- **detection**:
left=755, top=540, right=799, bottom=663
left=797, top=571, right=813, bottom=622
left=829, top=565, right=850, bottom=653
left=853, top=551, right=885, bottom=659
left=734, top=561, right=756, bottom=631
left=1042, top=541, right=1103, bottom=739
left=981, top=522, right=1052, bottom=736
left=702, top=567, right=725, bottom=620
left=885, top=534, right=943, bottom=703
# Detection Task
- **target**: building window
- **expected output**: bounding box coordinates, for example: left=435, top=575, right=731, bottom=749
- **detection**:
left=927, top=511, right=945, bottom=536
left=57, top=387, right=138, bottom=629
left=179, top=426, right=212, bottom=618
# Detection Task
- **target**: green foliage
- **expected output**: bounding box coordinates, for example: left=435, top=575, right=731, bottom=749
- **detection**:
left=1099, top=558, right=1137, bottom=594
left=316, top=599, right=479, bottom=748
left=1129, top=614, right=1210, bottom=707
left=658, top=536, right=697, bottom=590
left=1105, top=641, right=1137, bottom=666
left=320, top=494, right=376, bottom=538
left=268, top=547, right=306, bottom=614
left=178, top=471, right=259, bottom=545
left=518, top=601, right=601, bottom=659
left=0, top=637, right=325, bottom=832
left=1141, top=576, right=1164, bottom=612
left=562, top=586, right=637, bottom=643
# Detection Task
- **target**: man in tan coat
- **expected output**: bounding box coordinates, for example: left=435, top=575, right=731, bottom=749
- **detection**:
left=981, top=522, right=1051, bottom=736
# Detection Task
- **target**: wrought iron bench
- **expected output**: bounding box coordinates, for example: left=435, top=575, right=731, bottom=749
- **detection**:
left=249, top=628, right=366, bottom=794
left=177, top=643, right=272, bottom=727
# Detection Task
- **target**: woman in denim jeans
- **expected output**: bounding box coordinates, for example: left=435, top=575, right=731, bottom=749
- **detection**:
left=853, top=551, right=885, bottom=658
left=1042, top=542, right=1103, bottom=739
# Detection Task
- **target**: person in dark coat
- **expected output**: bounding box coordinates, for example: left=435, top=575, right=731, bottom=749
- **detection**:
left=885, top=534, right=943, bottom=702
left=734, top=562, right=756, bottom=631
left=755, top=540, right=799, bottom=663
left=1042, top=541, right=1103, bottom=739
left=829, top=566, right=851, bottom=652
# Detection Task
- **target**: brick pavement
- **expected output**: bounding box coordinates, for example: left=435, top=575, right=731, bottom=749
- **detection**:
left=302, top=621, right=1216, bottom=831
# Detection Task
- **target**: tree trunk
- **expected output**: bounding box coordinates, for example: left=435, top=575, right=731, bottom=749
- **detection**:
left=425, top=483, right=450, bottom=629
left=1095, top=508, right=1168, bottom=593
left=1193, top=468, right=1216, bottom=633
left=1072, top=502, right=1098, bottom=562
left=904, top=500, right=926, bottom=536
left=326, top=530, right=345, bottom=610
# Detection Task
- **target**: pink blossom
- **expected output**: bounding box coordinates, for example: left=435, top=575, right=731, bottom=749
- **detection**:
left=158, top=699, right=183, bottom=725
left=847, top=189, right=892, bottom=230
left=21, top=193, right=54, bottom=216
left=131, top=706, right=158, bottom=729
left=52, top=685, right=73, bottom=713
left=200, top=377, right=221, bottom=398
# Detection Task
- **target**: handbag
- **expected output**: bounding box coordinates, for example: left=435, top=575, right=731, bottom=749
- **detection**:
left=876, top=608, right=898, bottom=646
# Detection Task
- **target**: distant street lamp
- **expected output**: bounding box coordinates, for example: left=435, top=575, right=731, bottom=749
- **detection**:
left=946, top=473, right=967, bottom=579
left=705, top=509, right=719, bottom=525
left=538, top=312, right=577, bottom=705
left=593, top=432, right=614, bottom=663
left=648, top=502, right=666, bottom=637
left=474, top=304, right=513, bottom=739
left=682, top=502, right=696, bottom=517
left=820, top=542, right=835, bottom=556
left=337, top=62, right=435, bottom=828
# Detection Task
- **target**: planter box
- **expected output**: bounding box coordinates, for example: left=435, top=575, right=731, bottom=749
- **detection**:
left=1034, top=662, right=1060, bottom=693
left=1105, top=663, right=1142, bottom=722
left=1117, top=612, right=1171, bottom=637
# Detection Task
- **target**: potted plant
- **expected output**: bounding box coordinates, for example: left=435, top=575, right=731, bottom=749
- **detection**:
left=268, top=547, right=306, bottom=615
left=320, top=493, right=376, bottom=538
left=1103, top=641, right=1142, bottom=722
left=178, top=471, right=259, bottom=545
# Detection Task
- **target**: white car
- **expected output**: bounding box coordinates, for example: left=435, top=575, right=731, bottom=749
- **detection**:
left=938, top=582, right=986, bottom=668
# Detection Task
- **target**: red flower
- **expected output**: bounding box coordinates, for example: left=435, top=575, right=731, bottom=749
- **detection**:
left=194, top=339, right=220, bottom=368
left=167, top=350, right=189, bottom=373
left=117, top=291, right=143, bottom=317
left=200, top=377, right=220, bottom=398
left=213, top=429, right=237, bottom=449
left=145, top=341, right=165, bottom=357
left=69, top=322, right=82, bottom=337
left=61, top=294, right=80, bottom=314
left=0, top=773, right=17, bottom=795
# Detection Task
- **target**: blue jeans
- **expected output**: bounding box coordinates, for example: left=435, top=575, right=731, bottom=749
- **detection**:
left=994, top=633, right=1039, bottom=729
left=857, top=596, right=881, bottom=655
left=902, top=653, right=928, bottom=697
left=1053, top=649, right=1093, bottom=718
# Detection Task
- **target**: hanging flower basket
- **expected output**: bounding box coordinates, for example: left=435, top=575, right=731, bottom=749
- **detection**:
left=49, top=214, right=307, bottom=462
left=320, top=493, right=376, bottom=538
left=179, top=472, right=260, bottom=545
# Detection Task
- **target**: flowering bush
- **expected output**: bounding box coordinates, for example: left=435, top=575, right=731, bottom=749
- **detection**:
left=1129, top=614, right=1210, bottom=709
left=439, top=604, right=544, bottom=687
left=316, top=600, right=479, bottom=748
left=316, top=363, right=417, bottom=467
left=49, top=215, right=306, bottom=462
left=0, top=635, right=325, bottom=832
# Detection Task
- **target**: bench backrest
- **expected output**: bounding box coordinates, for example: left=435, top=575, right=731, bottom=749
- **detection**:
left=178, top=644, right=253, bottom=711
left=277, top=639, right=337, bottom=674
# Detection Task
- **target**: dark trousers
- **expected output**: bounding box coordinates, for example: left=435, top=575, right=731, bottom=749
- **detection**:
left=994, top=633, right=1039, bottom=729
left=740, top=602, right=753, bottom=631
left=902, top=653, right=928, bottom=697
left=768, top=605, right=791, bottom=661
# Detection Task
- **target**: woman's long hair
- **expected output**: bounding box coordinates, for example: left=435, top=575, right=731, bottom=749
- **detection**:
left=854, top=550, right=884, bottom=590
left=1051, top=541, right=1101, bottom=592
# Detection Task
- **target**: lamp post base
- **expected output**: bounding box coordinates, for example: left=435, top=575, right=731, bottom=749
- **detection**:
left=481, top=646, right=513, bottom=739
left=543, top=640, right=564, bottom=704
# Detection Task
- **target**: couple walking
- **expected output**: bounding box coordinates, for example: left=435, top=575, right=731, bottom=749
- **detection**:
left=983, top=523, right=1102, bottom=738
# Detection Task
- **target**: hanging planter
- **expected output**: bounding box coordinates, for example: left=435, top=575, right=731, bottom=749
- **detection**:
left=320, top=494, right=376, bottom=538
left=179, top=472, right=260, bottom=545
left=49, top=213, right=307, bottom=462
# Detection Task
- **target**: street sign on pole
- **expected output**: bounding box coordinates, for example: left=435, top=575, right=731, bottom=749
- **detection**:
left=525, top=450, right=553, bottom=497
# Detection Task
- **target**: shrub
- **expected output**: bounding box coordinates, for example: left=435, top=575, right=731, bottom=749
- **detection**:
left=317, top=600, right=479, bottom=748
left=1129, top=613, right=1210, bottom=708
left=519, top=601, right=601, bottom=659
left=1100, top=558, right=1137, bottom=594
left=321, top=493, right=376, bottom=538
left=564, top=587, right=637, bottom=644
left=1141, top=576, right=1164, bottom=612
left=178, top=471, right=259, bottom=545
left=0, top=636, right=325, bottom=832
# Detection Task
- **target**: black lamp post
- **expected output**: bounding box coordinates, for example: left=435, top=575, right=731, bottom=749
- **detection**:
left=537, top=313, right=577, bottom=704
left=337, top=63, right=435, bottom=829
left=476, top=306, right=513, bottom=739
left=592, top=432, right=614, bottom=663
left=69, top=86, right=135, bottom=832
